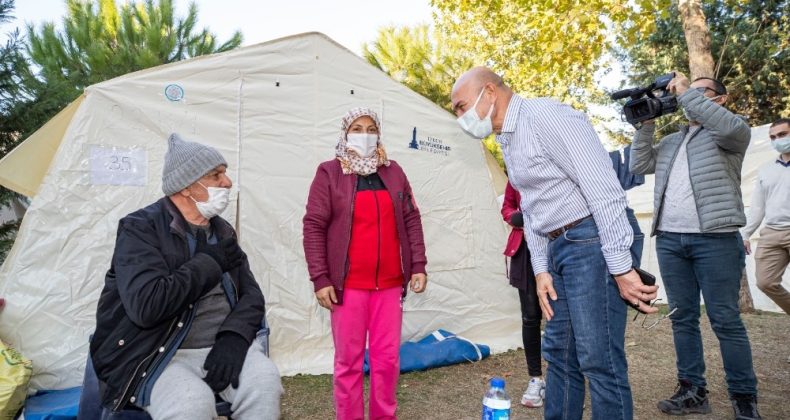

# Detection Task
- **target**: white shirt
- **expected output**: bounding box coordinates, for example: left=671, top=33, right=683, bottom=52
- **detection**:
left=496, top=94, right=633, bottom=275
left=741, top=158, right=790, bottom=238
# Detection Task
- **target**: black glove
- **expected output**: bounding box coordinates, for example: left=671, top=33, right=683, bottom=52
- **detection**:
left=509, top=212, right=524, bottom=228
left=195, top=230, right=244, bottom=272
left=203, top=332, right=249, bottom=392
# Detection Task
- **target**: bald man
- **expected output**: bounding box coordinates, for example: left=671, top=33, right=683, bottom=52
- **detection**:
left=451, top=67, right=658, bottom=420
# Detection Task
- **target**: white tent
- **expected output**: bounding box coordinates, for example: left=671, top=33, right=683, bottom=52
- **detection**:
left=0, top=32, right=517, bottom=392
left=626, top=123, right=790, bottom=312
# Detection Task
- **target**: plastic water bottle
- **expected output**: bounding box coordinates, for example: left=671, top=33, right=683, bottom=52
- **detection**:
left=482, top=377, right=511, bottom=420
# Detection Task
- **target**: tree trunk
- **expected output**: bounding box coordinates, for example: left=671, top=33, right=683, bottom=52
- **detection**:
left=678, top=0, right=715, bottom=79
left=739, top=268, right=756, bottom=314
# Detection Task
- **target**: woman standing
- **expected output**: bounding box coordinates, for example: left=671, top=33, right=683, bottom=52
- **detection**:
left=501, top=181, right=545, bottom=408
left=303, top=107, right=428, bottom=420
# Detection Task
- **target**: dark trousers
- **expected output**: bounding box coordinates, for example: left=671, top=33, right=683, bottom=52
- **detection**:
left=656, top=231, right=757, bottom=396
left=519, top=284, right=543, bottom=377
left=509, top=241, right=543, bottom=377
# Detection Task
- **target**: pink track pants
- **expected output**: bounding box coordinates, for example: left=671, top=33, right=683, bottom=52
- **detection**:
left=331, top=286, right=403, bottom=420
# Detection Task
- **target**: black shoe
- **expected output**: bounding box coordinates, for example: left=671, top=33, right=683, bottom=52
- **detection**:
left=731, top=394, right=762, bottom=420
left=657, top=379, right=712, bottom=415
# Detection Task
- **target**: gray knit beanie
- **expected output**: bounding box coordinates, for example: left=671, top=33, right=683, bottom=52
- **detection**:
left=162, top=133, right=228, bottom=196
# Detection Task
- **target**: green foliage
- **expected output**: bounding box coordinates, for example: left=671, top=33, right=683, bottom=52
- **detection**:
left=362, top=24, right=472, bottom=112
left=0, top=0, right=24, bottom=262
left=26, top=0, right=242, bottom=107
left=1, top=0, right=25, bottom=148
left=430, top=0, right=664, bottom=106
left=621, top=0, right=790, bottom=132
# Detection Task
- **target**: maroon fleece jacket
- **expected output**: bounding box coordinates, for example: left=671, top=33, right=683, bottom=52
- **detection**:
left=303, top=159, right=427, bottom=304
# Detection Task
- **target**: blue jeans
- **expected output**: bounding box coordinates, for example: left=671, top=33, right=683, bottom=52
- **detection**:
left=655, top=231, right=757, bottom=396
left=543, top=216, right=642, bottom=420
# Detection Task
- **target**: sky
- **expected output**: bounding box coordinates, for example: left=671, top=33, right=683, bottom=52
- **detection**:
left=4, top=0, right=434, bottom=54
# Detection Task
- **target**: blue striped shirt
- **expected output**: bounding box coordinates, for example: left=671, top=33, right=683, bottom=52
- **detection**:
left=496, top=94, right=633, bottom=275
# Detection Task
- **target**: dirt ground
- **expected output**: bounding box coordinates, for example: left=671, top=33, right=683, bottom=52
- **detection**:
left=280, top=308, right=789, bottom=419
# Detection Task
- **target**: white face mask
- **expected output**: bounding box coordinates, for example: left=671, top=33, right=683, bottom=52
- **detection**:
left=457, top=87, right=494, bottom=139
left=772, top=137, right=790, bottom=154
left=346, top=133, right=379, bottom=158
left=191, top=182, right=230, bottom=219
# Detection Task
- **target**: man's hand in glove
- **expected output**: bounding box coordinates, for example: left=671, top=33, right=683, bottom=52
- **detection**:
left=195, top=229, right=244, bottom=272
left=203, top=332, right=249, bottom=392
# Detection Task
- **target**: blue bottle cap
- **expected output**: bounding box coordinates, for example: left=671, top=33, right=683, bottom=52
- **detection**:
left=490, top=377, right=505, bottom=388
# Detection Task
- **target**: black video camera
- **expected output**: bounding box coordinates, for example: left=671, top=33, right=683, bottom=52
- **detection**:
left=611, top=72, right=678, bottom=125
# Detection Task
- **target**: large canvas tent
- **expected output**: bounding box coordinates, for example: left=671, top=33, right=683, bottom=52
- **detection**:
left=0, top=32, right=516, bottom=391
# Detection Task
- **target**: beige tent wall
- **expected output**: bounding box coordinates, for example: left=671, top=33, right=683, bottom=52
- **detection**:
left=0, top=33, right=518, bottom=391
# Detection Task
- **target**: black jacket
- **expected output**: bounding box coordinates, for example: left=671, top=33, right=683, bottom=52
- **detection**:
left=90, top=197, right=265, bottom=410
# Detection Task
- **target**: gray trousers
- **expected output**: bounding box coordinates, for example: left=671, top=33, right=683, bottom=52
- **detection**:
left=144, top=340, right=282, bottom=420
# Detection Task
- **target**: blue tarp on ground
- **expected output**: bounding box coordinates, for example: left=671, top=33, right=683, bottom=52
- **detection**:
left=364, top=329, right=490, bottom=374
left=23, top=387, right=80, bottom=420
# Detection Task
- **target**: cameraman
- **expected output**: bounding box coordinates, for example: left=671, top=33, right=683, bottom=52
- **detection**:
left=630, top=72, right=760, bottom=420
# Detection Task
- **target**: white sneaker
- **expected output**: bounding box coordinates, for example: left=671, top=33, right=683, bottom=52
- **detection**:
left=521, top=377, right=546, bottom=408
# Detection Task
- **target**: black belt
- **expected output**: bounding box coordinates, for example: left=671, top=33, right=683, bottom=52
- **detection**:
left=547, top=216, right=592, bottom=240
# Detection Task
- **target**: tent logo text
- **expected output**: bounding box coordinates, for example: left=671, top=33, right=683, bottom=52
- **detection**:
left=409, top=127, right=451, bottom=157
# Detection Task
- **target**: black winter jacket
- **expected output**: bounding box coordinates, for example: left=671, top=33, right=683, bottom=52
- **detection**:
left=90, top=197, right=265, bottom=410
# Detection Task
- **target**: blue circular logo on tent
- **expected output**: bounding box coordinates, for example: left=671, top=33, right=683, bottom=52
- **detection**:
left=164, top=84, right=184, bottom=101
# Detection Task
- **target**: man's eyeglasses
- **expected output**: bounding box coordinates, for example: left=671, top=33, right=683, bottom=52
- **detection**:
left=692, top=86, right=723, bottom=96
left=632, top=299, right=678, bottom=330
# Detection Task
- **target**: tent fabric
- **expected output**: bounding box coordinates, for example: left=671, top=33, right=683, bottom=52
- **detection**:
left=363, top=329, right=491, bottom=374
left=0, top=96, right=84, bottom=197
left=0, top=32, right=519, bottom=392
left=625, top=123, right=790, bottom=312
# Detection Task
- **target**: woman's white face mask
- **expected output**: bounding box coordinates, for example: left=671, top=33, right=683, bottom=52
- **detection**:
left=346, top=133, right=379, bottom=158
left=191, top=182, right=230, bottom=219
left=457, top=87, right=494, bottom=139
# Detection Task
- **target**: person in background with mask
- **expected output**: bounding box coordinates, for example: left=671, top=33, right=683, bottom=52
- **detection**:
left=630, top=73, right=760, bottom=420
left=742, top=118, right=790, bottom=315
left=303, top=107, right=428, bottom=420
left=452, top=66, right=657, bottom=420
left=90, top=133, right=282, bottom=419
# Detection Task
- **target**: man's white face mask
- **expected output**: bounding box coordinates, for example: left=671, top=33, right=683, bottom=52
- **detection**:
left=457, top=87, right=494, bottom=139
left=191, top=182, right=230, bottom=219
left=346, top=133, right=379, bottom=158
left=772, top=137, right=790, bottom=154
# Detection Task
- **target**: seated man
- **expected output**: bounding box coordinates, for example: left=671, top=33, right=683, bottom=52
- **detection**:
left=90, top=133, right=282, bottom=420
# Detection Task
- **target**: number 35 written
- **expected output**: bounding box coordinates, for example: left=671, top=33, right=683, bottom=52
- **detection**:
left=107, top=156, right=132, bottom=171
